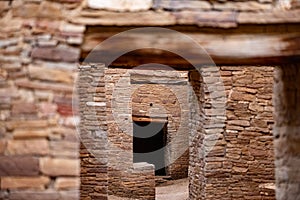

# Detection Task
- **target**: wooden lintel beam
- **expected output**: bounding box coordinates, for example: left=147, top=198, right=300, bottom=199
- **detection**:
left=132, top=116, right=168, bottom=123
left=82, top=29, right=300, bottom=67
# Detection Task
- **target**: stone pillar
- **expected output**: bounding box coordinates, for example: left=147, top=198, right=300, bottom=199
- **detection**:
left=78, top=64, right=108, bottom=200
left=273, top=65, right=300, bottom=200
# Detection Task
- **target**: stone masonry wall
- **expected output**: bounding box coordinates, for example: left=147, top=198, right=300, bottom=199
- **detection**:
left=189, top=69, right=206, bottom=199
left=189, top=66, right=275, bottom=199
left=0, top=0, right=283, bottom=199
left=105, top=68, right=155, bottom=199
left=78, top=64, right=108, bottom=200
left=0, top=0, right=83, bottom=198
left=131, top=69, right=190, bottom=179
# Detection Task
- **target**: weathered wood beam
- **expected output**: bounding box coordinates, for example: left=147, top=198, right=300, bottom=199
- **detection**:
left=82, top=28, right=300, bottom=67
left=132, top=116, right=168, bottom=123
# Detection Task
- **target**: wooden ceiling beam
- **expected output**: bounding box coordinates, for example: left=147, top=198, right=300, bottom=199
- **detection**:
left=81, top=26, right=300, bottom=67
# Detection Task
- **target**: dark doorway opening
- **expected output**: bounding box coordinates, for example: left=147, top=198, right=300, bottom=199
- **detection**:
left=133, top=120, right=167, bottom=176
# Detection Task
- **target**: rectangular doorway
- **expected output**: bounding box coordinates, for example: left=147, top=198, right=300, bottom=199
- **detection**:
left=133, top=120, right=167, bottom=176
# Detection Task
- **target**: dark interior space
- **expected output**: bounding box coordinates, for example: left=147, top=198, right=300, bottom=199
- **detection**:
left=133, top=120, right=167, bottom=176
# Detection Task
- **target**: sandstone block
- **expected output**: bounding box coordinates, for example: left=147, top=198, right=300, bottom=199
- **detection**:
left=40, top=157, right=80, bottom=176
left=59, top=22, right=85, bottom=33
left=87, top=0, right=152, bottom=12
left=232, top=166, right=248, bottom=173
left=12, top=102, right=37, bottom=115
left=0, top=156, right=39, bottom=176
left=6, top=120, right=48, bottom=130
left=228, top=120, right=250, bottom=127
left=50, top=141, right=79, bottom=158
left=230, top=91, right=256, bottom=101
left=13, top=1, right=63, bottom=19
left=7, top=139, right=49, bottom=156
left=249, top=103, right=264, bottom=112
left=249, top=148, right=266, bottom=157
left=60, top=190, right=80, bottom=200
left=13, top=129, right=49, bottom=139
left=15, top=79, right=73, bottom=93
left=54, top=177, right=80, bottom=190
left=205, top=162, right=222, bottom=170
left=29, top=65, right=74, bottom=84
left=8, top=191, right=60, bottom=200
left=31, top=45, right=80, bottom=62
left=251, top=118, right=268, bottom=128
left=1, top=176, right=50, bottom=190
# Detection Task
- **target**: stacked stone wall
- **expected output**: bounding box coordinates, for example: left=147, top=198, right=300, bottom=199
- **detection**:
left=0, top=1, right=83, bottom=198
left=78, top=64, right=108, bottom=200
left=131, top=69, right=190, bottom=179
left=105, top=68, right=155, bottom=199
left=189, top=66, right=275, bottom=199
left=0, top=0, right=283, bottom=199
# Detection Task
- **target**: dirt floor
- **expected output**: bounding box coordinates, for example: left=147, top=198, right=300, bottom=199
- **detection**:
left=109, top=178, right=188, bottom=200
left=156, top=178, right=188, bottom=200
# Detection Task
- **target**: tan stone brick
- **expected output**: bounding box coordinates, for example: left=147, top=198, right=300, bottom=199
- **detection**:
left=87, top=0, right=152, bottom=11
left=235, top=87, right=257, bottom=94
left=12, top=102, right=37, bottom=115
left=15, top=79, right=73, bottom=93
left=249, top=103, right=264, bottom=112
left=7, top=139, right=49, bottom=156
left=228, top=120, right=250, bottom=127
left=13, top=129, right=50, bottom=139
left=232, top=166, right=248, bottom=173
left=1, top=176, right=50, bottom=190
left=31, top=45, right=80, bottom=63
left=8, top=191, right=60, bottom=200
left=40, top=157, right=80, bottom=176
left=54, top=177, right=80, bottom=190
left=13, top=1, right=63, bottom=19
left=230, top=91, right=256, bottom=101
left=29, top=65, right=74, bottom=84
left=6, top=120, right=48, bottom=131
left=50, top=141, right=79, bottom=158
left=251, top=118, right=268, bottom=128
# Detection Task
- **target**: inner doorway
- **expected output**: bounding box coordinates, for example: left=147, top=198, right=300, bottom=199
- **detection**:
left=133, top=120, right=167, bottom=176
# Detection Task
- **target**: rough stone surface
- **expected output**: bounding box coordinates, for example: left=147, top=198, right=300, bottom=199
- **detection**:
left=273, top=65, right=300, bottom=200
left=0, top=0, right=297, bottom=199
left=28, top=65, right=74, bottom=84
left=78, top=65, right=109, bottom=200
left=0, top=156, right=39, bottom=176
left=131, top=70, right=190, bottom=179
left=189, top=66, right=275, bottom=200
left=78, top=65, right=275, bottom=200
left=40, top=158, right=80, bottom=176
left=1, top=176, right=50, bottom=190
left=31, top=45, right=80, bottom=63
left=6, top=139, right=49, bottom=156
left=54, top=177, right=80, bottom=190
left=13, top=129, right=50, bottom=139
